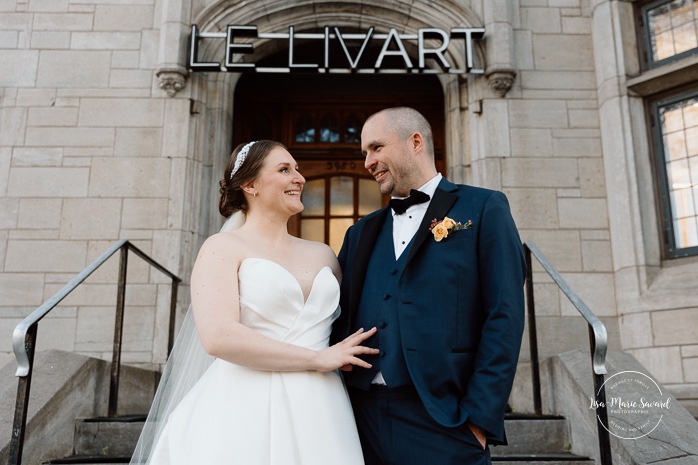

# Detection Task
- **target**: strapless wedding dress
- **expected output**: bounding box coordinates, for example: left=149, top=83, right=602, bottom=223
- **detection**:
left=146, top=258, right=364, bottom=464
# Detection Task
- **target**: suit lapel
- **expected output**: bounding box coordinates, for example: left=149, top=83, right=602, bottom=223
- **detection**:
left=350, top=208, right=390, bottom=315
left=404, top=180, right=458, bottom=267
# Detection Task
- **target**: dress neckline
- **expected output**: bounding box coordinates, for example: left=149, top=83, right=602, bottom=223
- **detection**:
left=240, top=257, right=332, bottom=305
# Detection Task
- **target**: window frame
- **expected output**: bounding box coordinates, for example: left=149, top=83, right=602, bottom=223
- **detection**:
left=639, top=0, right=698, bottom=70
left=649, top=89, right=698, bottom=258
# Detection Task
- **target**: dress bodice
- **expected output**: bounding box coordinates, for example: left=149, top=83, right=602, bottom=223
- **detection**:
left=238, top=258, right=341, bottom=351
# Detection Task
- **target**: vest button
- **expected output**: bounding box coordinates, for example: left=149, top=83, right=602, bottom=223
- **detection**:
left=383, top=293, right=391, bottom=300
left=379, top=321, right=387, bottom=329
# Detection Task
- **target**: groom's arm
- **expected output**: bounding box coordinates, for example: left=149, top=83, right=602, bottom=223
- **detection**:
left=460, top=190, right=526, bottom=445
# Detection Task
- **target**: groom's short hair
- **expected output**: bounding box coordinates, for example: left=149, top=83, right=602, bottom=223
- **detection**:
left=366, top=107, right=434, bottom=159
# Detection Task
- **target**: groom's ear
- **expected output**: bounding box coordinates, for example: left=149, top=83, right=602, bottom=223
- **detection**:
left=409, top=132, right=425, bottom=155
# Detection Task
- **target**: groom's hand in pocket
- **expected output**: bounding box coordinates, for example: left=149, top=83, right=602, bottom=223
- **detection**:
left=467, top=421, right=487, bottom=449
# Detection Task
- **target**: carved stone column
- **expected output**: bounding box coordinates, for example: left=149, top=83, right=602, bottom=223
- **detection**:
left=483, top=1, right=516, bottom=97
left=155, top=0, right=190, bottom=97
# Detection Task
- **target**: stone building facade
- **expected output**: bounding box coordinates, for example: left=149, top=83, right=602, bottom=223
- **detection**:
left=1, top=0, right=696, bottom=411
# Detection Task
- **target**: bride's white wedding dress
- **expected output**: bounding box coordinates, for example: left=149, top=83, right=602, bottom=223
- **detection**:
left=145, top=257, right=364, bottom=464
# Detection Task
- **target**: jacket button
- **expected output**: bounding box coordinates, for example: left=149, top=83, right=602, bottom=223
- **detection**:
left=383, top=293, right=391, bottom=300
left=390, top=268, right=398, bottom=275
left=380, top=321, right=387, bottom=329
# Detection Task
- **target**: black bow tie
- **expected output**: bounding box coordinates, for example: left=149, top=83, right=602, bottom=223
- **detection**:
left=389, top=189, right=431, bottom=214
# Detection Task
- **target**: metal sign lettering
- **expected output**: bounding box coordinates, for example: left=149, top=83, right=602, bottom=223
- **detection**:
left=189, top=25, right=485, bottom=74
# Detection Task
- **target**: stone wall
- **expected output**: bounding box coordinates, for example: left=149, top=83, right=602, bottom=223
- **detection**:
left=0, top=0, right=198, bottom=370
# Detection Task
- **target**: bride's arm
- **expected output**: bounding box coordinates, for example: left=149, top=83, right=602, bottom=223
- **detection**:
left=190, top=234, right=377, bottom=372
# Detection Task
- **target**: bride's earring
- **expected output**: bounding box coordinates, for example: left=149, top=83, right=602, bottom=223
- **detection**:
left=253, top=191, right=257, bottom=199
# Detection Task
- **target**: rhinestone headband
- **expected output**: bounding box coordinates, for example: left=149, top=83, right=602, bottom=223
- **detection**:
left=230, top=141, right=256, bottom=180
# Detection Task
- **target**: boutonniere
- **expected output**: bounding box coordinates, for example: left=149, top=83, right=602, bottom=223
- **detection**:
left=429, top=216, right=472, bottom=242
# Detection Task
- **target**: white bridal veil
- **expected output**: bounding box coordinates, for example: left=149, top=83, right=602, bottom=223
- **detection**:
left=130, top=211, right=246, bottom=464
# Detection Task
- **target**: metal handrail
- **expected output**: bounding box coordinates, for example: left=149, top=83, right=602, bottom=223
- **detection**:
left=8, top=240, right=181, bottom=465
left=524, top=241, right=612, bottom=465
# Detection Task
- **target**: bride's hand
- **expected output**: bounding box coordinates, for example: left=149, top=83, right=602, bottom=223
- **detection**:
left=312, top=327, right=379, bottom=372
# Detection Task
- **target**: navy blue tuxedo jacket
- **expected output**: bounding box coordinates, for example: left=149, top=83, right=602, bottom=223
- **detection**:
left=332, top=178, right=526, bottom=445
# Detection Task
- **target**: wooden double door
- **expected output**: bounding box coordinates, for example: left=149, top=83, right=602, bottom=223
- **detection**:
left=233, top=73, right=445, bottom=252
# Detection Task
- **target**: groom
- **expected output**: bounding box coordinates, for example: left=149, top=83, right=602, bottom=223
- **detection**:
left=332, top=107, right=526, bottom=464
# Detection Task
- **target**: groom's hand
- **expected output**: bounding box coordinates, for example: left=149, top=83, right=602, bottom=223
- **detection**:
left=467, top=422, right=486, bottom=449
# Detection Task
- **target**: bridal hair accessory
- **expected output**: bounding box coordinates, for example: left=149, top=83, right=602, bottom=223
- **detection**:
left=230, top=141, right=257, bottom=180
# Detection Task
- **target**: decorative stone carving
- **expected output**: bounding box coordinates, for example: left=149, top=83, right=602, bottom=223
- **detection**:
left=486, top=69, right=516, bottom=97
left=156, top=68, right=188, bottom=97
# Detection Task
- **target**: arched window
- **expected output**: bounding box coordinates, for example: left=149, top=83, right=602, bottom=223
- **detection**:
left=344, top=113, right=361, bottom=143
left=320, top=113, right=340, bottom=143
left=295, top=113, right=316, bottom=143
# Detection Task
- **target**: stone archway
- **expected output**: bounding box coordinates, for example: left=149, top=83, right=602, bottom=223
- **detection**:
left=180, top=1, right=494, bottom=232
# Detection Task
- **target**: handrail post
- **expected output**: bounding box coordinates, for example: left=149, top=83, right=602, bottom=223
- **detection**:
left=8, top=324, right=37, bottom=465
left=524, top=245, right=543, bottom=415
left=167, top=278, right=179, bottom=355
left=11, top=239, right=180, bottom=457
left=108, top=245, right=129, bottom=417
left=590, top=329, right=613, bottom=465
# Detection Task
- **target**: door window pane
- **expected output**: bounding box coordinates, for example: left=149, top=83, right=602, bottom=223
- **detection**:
left=300, top=219, right=325, bottom=243
left=358, top=178, right=382, bottom=215
left=302, top=179, right=325, bottom=216
left=299, top=175, right=385, bottom=254
left=330, top=218, right=354, bottom=254
left=330, top=176, right=354, bottom=215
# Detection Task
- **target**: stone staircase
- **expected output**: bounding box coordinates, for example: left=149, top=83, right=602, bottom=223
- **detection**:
left=42, top=413, right=594, bottom=465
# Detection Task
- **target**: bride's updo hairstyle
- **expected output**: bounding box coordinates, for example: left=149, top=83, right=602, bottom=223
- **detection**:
left=219, top=140, right=286, bottom=217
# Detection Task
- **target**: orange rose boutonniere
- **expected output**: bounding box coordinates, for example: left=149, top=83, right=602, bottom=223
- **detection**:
left=429, top=217, right=472, bottom=242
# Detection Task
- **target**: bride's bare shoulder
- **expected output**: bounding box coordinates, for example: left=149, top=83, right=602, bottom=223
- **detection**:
left=292, top=237, right=340, bottom=273
left=293, top=236, right=334, bottom=255
left=197, top=230, right=249, bottom=260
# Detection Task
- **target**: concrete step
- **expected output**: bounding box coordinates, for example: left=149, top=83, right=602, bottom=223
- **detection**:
left=494, top=414, right=570, bottom=456
left=73, top=415, right=145, bottom=457
left=43, top=456, right=129, bottom=464
left=46, top=453, right=593, bottom=465
left=46, top=413, right=588, bottom=464
left=68, top=413, right=572, bottom=458
left=492, top=453, right=594, bottom=464
left=45, top=454, right=593, bottom=465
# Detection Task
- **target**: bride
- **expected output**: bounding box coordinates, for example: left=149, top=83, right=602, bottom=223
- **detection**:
left=130, top=140, right=377, bottom=464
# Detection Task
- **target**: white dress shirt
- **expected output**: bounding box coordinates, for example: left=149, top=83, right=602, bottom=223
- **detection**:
left=391, top=173, right=443, bottom=259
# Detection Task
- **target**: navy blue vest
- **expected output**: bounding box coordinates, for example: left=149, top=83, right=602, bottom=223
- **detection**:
left=345, top=213, right=413, bottom=390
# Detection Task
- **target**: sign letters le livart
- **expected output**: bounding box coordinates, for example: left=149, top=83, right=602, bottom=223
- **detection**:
left=188, top=25, right=485, bottom=74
